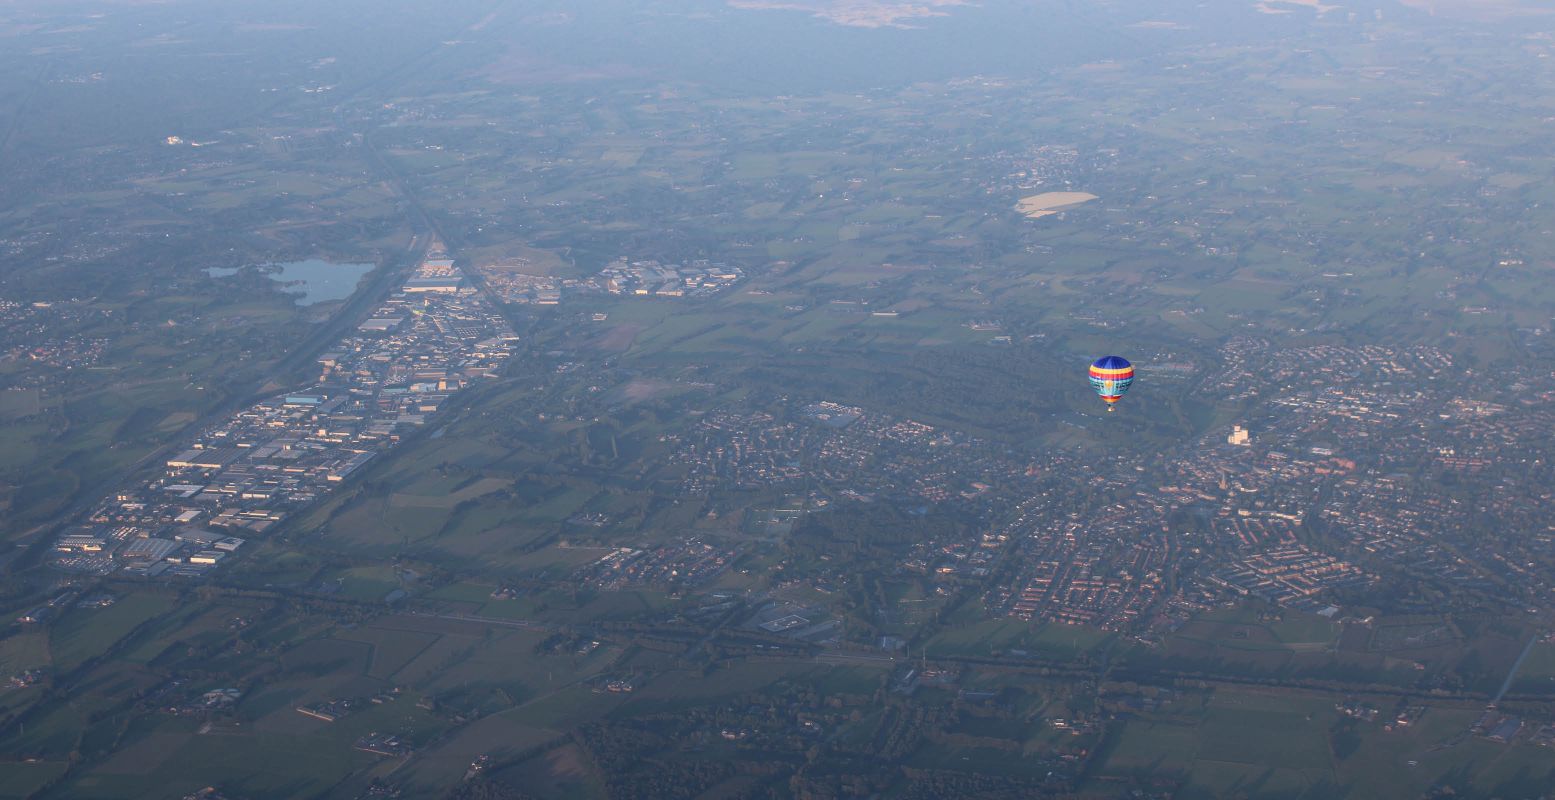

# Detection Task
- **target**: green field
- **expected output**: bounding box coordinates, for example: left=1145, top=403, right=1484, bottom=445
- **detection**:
left=927, top=619, right=1114, bottom=661
left=49, top=593, right=179, bottom=672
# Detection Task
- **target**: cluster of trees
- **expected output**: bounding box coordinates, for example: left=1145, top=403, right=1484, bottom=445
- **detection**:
left=442, top=778, right=538, bottom=800
left=790, top=503, right=963, bottom=558
left=577, top=720, right=738, bottom=799
left=897, top=768, right=1063, bottom=800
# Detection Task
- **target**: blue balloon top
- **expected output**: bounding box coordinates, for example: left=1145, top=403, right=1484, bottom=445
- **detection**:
left=1091, top=355, right=1132, bottom=370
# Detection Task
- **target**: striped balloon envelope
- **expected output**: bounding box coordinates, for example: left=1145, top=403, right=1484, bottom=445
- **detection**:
left=1088, top=355, right=1134, bottom=411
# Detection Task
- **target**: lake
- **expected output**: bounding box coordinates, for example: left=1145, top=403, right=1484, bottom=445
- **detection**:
left=207, top=260, right=373, bottom=305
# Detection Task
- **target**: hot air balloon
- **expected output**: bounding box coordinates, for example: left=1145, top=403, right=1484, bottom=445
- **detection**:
left=1088, top=355, right=1134, bottom=411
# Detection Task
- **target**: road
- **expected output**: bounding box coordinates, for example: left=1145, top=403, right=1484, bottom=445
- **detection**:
left=406, top=610, right=556, bottom=633
left=1492, top=634, right=1541, bottom=706
left=815, top=649, right=897, bottom=666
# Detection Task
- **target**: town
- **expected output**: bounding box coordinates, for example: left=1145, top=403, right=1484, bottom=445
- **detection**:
left=663, top=339, right=1552, bottom=633
left=44, top=254, right=518, bottom=580
left=476, top=257, right=743, bottom=306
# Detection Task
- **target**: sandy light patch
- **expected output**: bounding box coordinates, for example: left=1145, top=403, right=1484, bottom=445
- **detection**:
left=621, top=378, right=676, bottom=401
left=1015, top=191, right=1098, bottom=219
left=1255, top=0, right=1340, bottom=14
left=728, top=0, right=972, bottom=29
